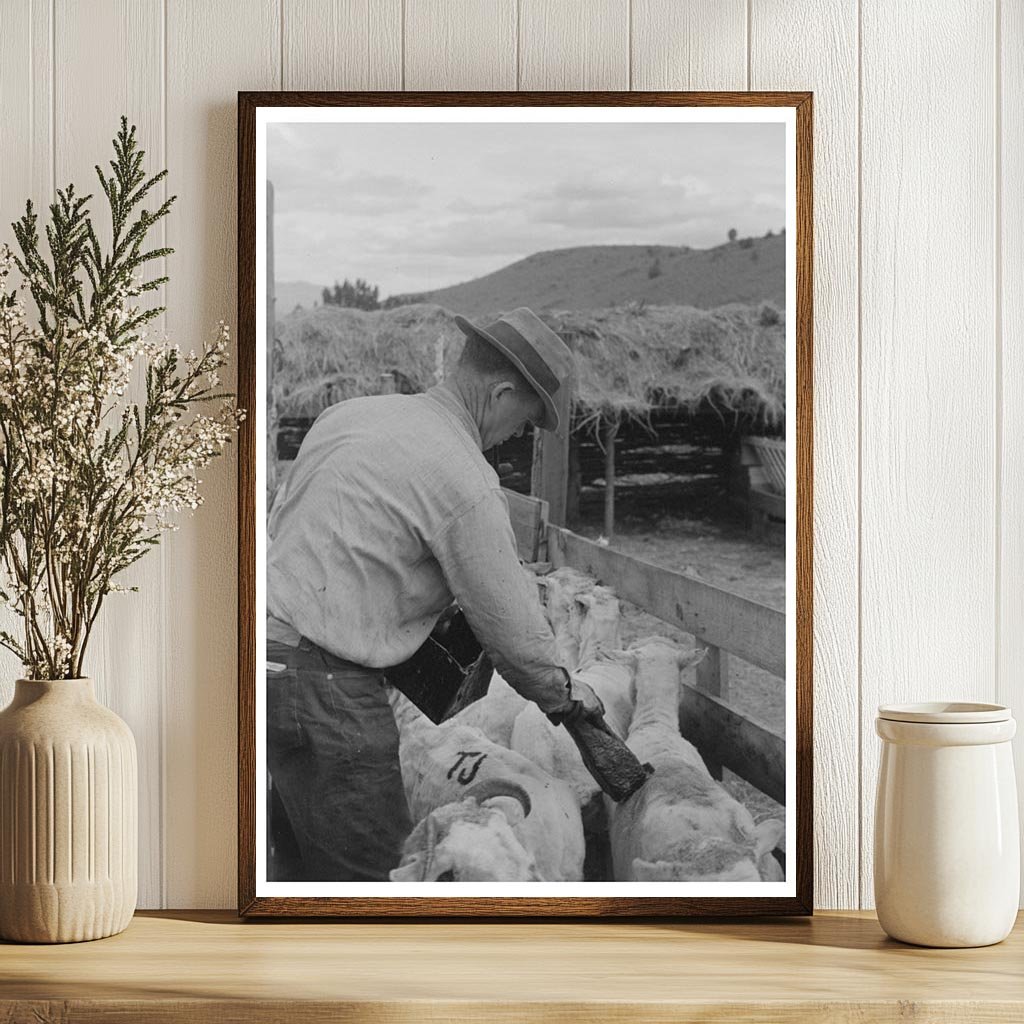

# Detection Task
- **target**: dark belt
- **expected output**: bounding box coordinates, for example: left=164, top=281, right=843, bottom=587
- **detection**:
left=298, top=635, right=373, bottom=672
left=268, top=613, right=492, bottom=725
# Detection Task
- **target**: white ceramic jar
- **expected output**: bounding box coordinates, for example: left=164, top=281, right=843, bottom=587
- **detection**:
left=874, top=702, right=1019, bottom=947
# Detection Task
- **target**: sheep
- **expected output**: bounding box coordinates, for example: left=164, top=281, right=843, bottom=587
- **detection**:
left=445, top=670, right=526, bottom=747
left=575, top=585, right=623, bottom=667
left=510, top=581, right=628, bottom=806
left=536, top=566, right=596, bottom=671
left=509, top=652, right=636, bottom=806
left=446, top=574, right=619, bottom=757
left=443, top=568, right=598, bottom=748
left=390, top=783, right=542, bottom=882
left=388, top=690, right=585, bottom=882
left=607, top=637, right=785, bottom=882
left=446, top=576, right=619, bottom=757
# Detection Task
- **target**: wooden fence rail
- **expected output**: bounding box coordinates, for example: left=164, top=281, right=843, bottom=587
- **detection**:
left=546, top=526, right=786, bottom=679
left=504, top=488, right=786, bottom=809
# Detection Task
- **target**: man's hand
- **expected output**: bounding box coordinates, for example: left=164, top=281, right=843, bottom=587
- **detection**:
left=544, top=671, right=605, bottom=725
left=568, top=678, right=605, bottom=718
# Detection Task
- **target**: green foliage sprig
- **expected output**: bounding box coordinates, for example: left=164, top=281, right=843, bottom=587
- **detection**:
left=0, top=117, right=242, bottom=679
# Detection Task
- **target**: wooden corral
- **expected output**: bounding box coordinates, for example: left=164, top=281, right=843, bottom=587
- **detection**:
left=493, top=404, right=780, bottom=537
left=271, top=301, right=786, bottom=541
left=741, top=435, right=786, bottom=546
left=504, top=489, right=787, bottom=815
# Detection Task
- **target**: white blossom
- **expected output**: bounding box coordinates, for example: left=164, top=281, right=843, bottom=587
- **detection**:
left=0, top=242, right=242, bottom=679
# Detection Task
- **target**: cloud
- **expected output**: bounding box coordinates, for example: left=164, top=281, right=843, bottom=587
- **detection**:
left=447, top=196, right=518, bottom=215
left=752, top=190, right=786, bottom=210
left=267, top=118, right=787, bottom=293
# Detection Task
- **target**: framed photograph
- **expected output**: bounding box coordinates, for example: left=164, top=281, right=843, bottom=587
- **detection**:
left=238, top=91, right=812, bottom=917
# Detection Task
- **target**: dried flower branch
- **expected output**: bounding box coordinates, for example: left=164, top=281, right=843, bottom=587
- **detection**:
left=0, top=116, right=242, bottom=679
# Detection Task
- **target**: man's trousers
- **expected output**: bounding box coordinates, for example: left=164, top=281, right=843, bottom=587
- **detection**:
left=266, top=637, right=413, bottom=881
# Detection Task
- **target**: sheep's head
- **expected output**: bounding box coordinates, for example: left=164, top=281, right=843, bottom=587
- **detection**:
left=390, top=782, right=541, bottom=882
left=628, top=635, right=705, bottom=670
left=575, top=586, right=622, bottom=665
left=539, top=568, right=594, bottom=629
left=620, top=636, right=706, bottom=705
left=537, top=570, right=595, bottom=672
left=632, top=818, right=784, bottom=882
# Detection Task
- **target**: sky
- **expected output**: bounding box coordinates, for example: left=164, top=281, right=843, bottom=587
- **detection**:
left=267, top=120, right=786, bottom=297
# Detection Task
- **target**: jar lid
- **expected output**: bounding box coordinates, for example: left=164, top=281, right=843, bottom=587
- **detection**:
left=877, top=701, right=1011, bottom=724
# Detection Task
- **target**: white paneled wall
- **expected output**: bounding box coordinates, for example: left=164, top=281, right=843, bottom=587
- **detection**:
left=0, top=0, right=1018, bottom=910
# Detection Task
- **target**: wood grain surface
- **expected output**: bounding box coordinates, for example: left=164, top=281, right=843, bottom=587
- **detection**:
left=236, top=89, right=812, bottom=918
left=857, top=1, right=998, bottom=909
left=1000, top=0, right=1024, bottom=912
left=0, top=0, right=1020, bottom=914
left=519, top=0, right=629, bottom=90
left=51, top=0, right=167, bottom=914
left=750, top=0, right=860, bottom=912
left=164, top=0, right=279, bottom=909
left=631, top=0, right=747, bottom=91
left=283, top=0, right=402, bottom=91
left=404, top=0, right=517, bottom=91
left=1, top=910, right=1023, bottom=1023
left=0, top=0, right=52, bottom=701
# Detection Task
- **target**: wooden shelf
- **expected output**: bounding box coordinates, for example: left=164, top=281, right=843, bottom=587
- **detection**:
left=2, top=910, right=1022, bottom=1022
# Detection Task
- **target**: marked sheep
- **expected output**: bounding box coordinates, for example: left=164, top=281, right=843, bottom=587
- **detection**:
left=445, top=670, right=526, bottom=747
left=575, top=585, right=623, bottom=667
left=510, top=582, right=629, bottom=806
left=445, top=568, right=603, bottom=748
left=536, top=566, right=596, bottom=671
left=388, top=691, right=585, bottom=882
left=510, top=654, right=636, bottom=806
left=390, top=783, right=541, bottom=882
left=608, top=637, right=784, bottom=882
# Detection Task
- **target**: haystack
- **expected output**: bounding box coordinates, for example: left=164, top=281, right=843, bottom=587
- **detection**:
left=273, top=301, right=786, bottom=427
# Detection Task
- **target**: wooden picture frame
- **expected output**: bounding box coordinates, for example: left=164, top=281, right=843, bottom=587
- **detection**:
left=238, top=91, right=813, bottom=917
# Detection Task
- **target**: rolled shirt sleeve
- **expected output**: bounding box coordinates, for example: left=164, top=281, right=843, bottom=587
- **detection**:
left=430, top=487, right=571, bottom=714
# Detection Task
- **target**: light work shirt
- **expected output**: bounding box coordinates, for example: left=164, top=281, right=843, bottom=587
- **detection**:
left=267, top=384, right=569, bottom=713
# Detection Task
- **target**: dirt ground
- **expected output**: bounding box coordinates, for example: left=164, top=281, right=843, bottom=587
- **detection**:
left=571, top=491, right=786, bottom=825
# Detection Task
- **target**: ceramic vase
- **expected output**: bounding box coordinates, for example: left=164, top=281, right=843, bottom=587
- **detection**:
left=874, top=701, right=1019, bottom=948
left=0, top=678, right=137, bottom=943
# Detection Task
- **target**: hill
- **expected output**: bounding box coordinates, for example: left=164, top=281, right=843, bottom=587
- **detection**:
left=404, top=235, right=784, bottom=315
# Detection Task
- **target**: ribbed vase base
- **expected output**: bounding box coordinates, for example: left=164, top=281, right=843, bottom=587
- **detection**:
left=0, top=880, right=135, bottom=943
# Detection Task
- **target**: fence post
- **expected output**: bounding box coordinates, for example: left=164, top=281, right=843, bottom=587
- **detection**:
left=603, top=416, right=619, bottom=540
left=530, top=336, right=574, bottom=526
left=695, top=644, right=729, bottom=779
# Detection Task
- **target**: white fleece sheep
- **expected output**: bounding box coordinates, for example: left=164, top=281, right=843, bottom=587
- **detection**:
left=608, top=638, right=784, bottom=882
left=445, top=670, right=527, bottom=747
left=536, top=566, right=596, bottom=671
left=510, top=582, right=629, bottom=805
left=575, top=586, right=623, bottom=667
left=388, top=691, right=585, bottom=882
left=509, top=654, right=636, bottom=805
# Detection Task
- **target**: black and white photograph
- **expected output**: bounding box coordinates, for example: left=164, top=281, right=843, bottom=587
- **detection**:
left=245, top=97, right=808, bottom=911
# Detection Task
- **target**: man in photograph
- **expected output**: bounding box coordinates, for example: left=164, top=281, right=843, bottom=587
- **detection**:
left=265, top=306, right=605, bottom=882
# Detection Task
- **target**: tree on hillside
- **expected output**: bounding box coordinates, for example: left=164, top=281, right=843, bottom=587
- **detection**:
left=322, top=278, right=380, bottom=310
left=727, top=227, right=738, bottom=243
left=381, top=292, right=429, bottom=309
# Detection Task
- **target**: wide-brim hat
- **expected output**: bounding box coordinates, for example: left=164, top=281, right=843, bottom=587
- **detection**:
left=452, top=307, right=573, bottom=433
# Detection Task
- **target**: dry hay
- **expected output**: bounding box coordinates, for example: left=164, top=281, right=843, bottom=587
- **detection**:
left=273, top=304, right=460, bottom=417
left=550, top=303, right=785, bottom=430
left=273, top=301, right=785, bottom=427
